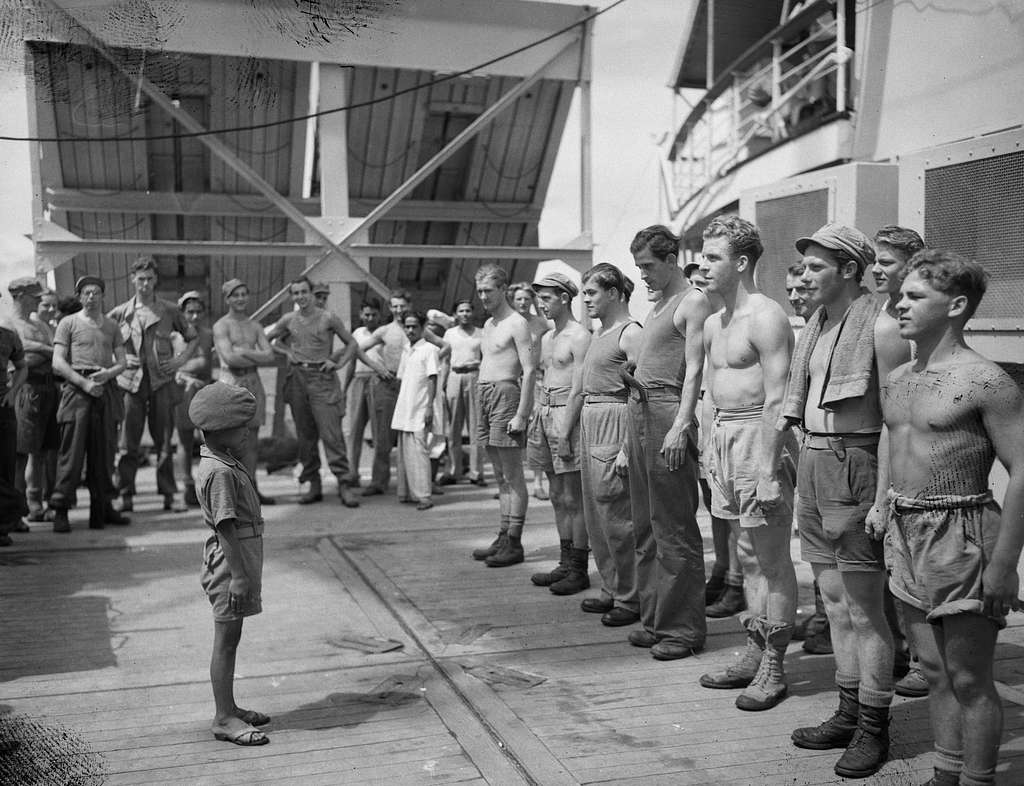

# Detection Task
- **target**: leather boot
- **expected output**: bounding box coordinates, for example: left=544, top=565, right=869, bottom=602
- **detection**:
left=52, top=508, right=70, bottom=533
left=549, top=548, right=591, bottom=595
left=700, top=617, right=764, bottom=689
left=834, top=703, right=890, bottom=778
left=791, top=685, right=859, bottom=749
left=705, top=583, right=746, bottom=618
left=532, top=539, right=572, bottom=586
left=486, top=533, right=524, bottom=567
left=704, top=572, right=726, bottom=605
left=736, top=619, right=791, bottom=711
left=299, top=477, right=323, bottom=505
left=473, top=531, right=505, bottom=561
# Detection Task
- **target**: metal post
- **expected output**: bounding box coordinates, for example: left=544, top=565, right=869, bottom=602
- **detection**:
left=835, top=0, right=847, bottom=113
left=771, top=39, right=783, bottom=138
left=578, top=16, right=594, bottom=240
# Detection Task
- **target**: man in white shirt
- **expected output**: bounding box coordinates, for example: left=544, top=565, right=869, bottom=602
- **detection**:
left=391, top=312, right=440, bottom=511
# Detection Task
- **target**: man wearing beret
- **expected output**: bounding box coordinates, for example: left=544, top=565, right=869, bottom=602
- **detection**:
left=213, top=278, right=278, bottom=503
left=50, top=276, right=128, bottom=532
left=174, top=291, right=215, bottom=507
left=108, top=257, right=198, bottom=513
left=0, top=287, right=28, bottom=545
left=9, top=278, right=59, bottom=527
left=526, top=273, right=593, bottom=590
left=189, top=381, right=270, bottom=747
left=769, top=222, right=908, bottom=777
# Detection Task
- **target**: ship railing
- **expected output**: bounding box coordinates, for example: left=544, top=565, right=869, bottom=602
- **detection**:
left=665, top=0, right=851, bottom=220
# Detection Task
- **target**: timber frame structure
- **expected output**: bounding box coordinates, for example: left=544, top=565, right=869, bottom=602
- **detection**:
left=18, top=0, right=595, bottom=322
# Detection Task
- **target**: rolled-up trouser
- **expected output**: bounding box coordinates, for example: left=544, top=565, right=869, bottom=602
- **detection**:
left=284, top=365, right=351, bottom=485
left=446, top=369, right=483, bottom=479
left=581, top=400, right=638, bottom=612
left=627, top=395, right=705, bottom=648
left=345, top=373, right=374, bottom=483
left=118, top=371, right=180, bottom=498
left=51, top=382, right=119, bottom=521
left=368, top=376, right=400, bottom=489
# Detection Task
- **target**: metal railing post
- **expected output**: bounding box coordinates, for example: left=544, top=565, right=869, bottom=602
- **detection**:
left=835, top=0, right=847, bottom=113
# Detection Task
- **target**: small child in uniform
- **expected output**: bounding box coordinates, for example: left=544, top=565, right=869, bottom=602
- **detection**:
left=189, top=381, right=270, bottom=746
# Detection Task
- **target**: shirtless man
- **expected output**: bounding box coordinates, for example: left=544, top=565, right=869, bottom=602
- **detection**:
left=213, top=280, right=278, bottom=502
left=625, top=225, right=713, bottom=661
left=511, top=282, right=551, bottom=501
left=867, top=250, right=1024, bottom=786
left=870, top=225, right=928, bottom=699
left=471, top=265, right=536, bottom=567
left=573, top=264, right=642, bottom=626
left=775, top=223, right=905, bottom=779
left=526, top=273, right=591, bottom=594
left=693, top=216, right=798, bottom=711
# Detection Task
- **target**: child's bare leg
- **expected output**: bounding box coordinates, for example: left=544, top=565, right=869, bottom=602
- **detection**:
left=211, top=619, right=248, bottom=734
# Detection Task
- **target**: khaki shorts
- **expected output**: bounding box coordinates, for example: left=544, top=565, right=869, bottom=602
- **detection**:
left=527, top=403, right=581, bottom=474
left=200, top=524, right=264, bottom=623
left=475, top=380, right=525, bottom=449
left=884, top=490, right=1005, bottom=628
left=707, top=410, right=796, bottom=526
left=797, top=442, right=883, bottom=571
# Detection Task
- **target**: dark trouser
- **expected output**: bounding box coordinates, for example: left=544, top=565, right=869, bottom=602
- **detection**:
left=0, top=404, right=28, bottom=532
left=51, top=383, right=119, bottom=522
left=284, top=366, right=351, bottom=485
left=345, top=373, right=374, bottom=484
left=14, top=377, right=59, bottom=509
left=627, top=396, right=705, bottom=648
left=117, top=372, right=180, bottom=498
left=175, top=380, right=206, bottom=491
left=368, top=376, right=399, bottom=490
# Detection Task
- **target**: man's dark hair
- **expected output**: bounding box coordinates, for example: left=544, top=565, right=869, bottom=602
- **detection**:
left=360, top=297, right=382, bottom=312
left=454, top=299, right=474, bottom=310
left=131, top=256, right=158, bottom=275
left=58, top=295, right=83, bottom=317
left=702, top=215, right=764, bottom=266
left=903, top=248, right=988, bottom=321
left=404, top=310, right=428, bottom=327
left=582, top=262, right=632, bottom=302
left=289, top=275, right=313, bottom=293
left=389, top=289, right=411, bottom=302
left=874, top=225, right=925, bottom=259
left=629, top=225, right=679, bottom=261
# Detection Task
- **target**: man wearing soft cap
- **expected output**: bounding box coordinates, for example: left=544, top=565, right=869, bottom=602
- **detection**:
left=766, top=222, right=908, bottom=778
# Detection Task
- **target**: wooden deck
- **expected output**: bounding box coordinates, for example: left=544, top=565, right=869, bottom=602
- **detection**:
left=4, top=467, right=1024, bottom=785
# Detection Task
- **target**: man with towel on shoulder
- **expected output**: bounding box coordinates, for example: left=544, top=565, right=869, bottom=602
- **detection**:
left=768, top=223, right=909, bottom=779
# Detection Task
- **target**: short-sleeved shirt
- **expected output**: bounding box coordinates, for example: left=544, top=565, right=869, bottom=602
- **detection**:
left=108, top=296, right=196, bottom=391
left=0, top=327, right=25, bottom=394
left=392, top=339, right=440, bottom=431
left=276, top=308, right=344, bottom=363
left=12, top=315, right=53, bottom=373
left=53, top=312, right=123, bottom=372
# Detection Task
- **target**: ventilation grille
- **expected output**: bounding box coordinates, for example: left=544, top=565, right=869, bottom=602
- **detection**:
left=754, top=188, right=829, bottom=311
left=925, top=151, right=1024, bottom=320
